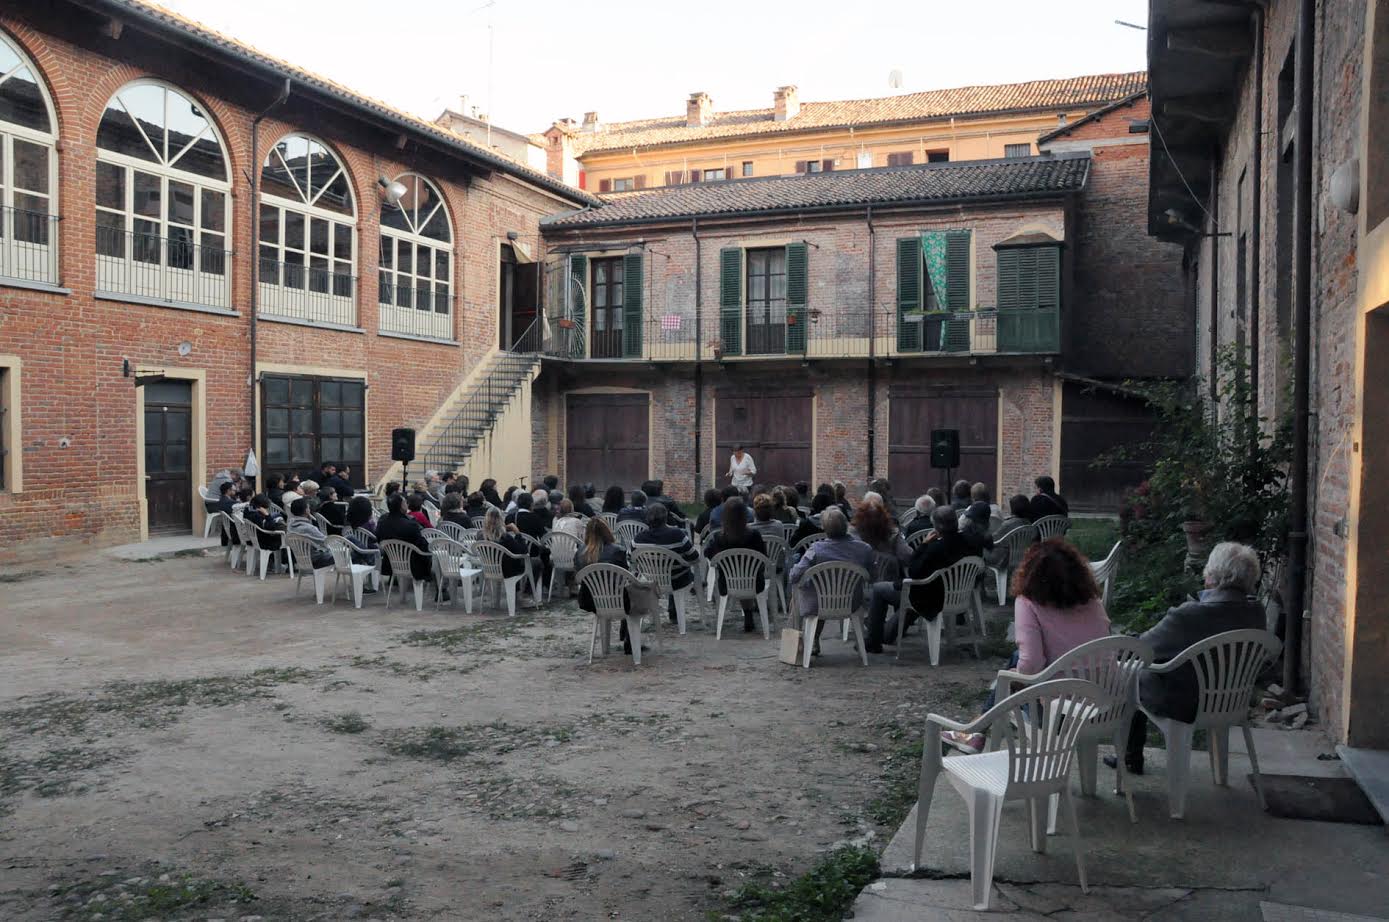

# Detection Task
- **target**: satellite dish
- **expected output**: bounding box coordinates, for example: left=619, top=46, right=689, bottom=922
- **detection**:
left=888, top=68, right=904, bottom=89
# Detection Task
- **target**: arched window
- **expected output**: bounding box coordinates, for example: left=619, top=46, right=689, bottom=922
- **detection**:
left=258, top=134, right=357, bottom=327
left=378, top=173, right=452, bottom=340
left=95, top=81, right=230, bottom=309
left=0, top=32, right=58, bottom=286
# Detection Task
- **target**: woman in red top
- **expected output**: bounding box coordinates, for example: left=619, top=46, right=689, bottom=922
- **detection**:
left=406, top=493, right=432, bottom=529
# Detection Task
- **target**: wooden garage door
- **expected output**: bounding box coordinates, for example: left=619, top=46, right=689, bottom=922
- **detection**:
left=715, top=392, right=812, bottom=489
left=888, top=390, right=998, bottom=498
left=566, top=393, right=649, bottom=491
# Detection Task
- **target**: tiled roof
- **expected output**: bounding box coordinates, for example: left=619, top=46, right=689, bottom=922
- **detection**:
left=564, top=73, right=1148, bottom=155
left=542, top=154, right=1090, bottom=228
left=85, top=0, right=596, bottom=205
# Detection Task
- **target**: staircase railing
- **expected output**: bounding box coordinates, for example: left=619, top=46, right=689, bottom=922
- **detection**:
left=419, top=349, right=539, bottom=472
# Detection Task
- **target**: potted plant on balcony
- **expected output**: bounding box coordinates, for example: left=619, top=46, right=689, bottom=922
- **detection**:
left=557, top=315, right=575, bottom=330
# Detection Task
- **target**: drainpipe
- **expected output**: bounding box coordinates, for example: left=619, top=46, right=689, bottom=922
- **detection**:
left=1283, top=0, right=1315, bottom=697
left=692, top=216, right=702, bottom=500
left=1248, top=3, right=1264, bottom=413
left=248, top=78, right=292, bottom=461
left=866, top=205, right=876, bottom=480
left=1208, top=154, right=1221, bottom=400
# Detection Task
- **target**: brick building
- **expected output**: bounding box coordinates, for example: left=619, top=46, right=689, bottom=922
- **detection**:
left=0, top=0, right=592, bottom=564
left=1146, top=0, right=1388, bottom=759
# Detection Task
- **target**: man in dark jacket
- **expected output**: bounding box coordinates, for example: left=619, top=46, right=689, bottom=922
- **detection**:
left=1109, top=542, right=1267, bottom=774
left=643, top=480, right=687, bottom=523
left=374, top=493, right=434, bottom=584
left=1028, top=475, right=1069, bottom=521
left=634, top=502, right=699, bottom=623
left=325, top=467, right=354, bottom=498
left=618, top=490, right=649, bottom=524
left=505, top=492, right=550, bottom=582
left=882, top=506, right=975, bottom=643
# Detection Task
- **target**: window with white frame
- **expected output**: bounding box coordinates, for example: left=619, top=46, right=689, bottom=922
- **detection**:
left=378, top=173, right=452, bottom=340
left=95, top=81, right=230, bottom=309
left=258, top=134, right=357, bottom=327
left=0, top=33, right=58, bottom=286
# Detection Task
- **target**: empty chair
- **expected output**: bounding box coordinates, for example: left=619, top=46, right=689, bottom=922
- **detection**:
left=284, top=533, right=332, bottom=603
left=234, top=517, right=258, bottom=576
left=1089, top=541, right=1122, bottom=610
left=896, top=557, right=987, bottom=664
left=326, top=535, right=378, bottom=608
left=379, top=539, right=430, bottom=612
left=198, top=487, right=220, bottom=538
left=1033, top=515, right=1071, bottom=541
left=995, top=635, right=1155, bottom=827
left=1139, top=629, right=1282, bottom=819
left=988, top=524, right=1039, bottom=603
left=796, top=561, right=871, bottom=668
left=577, top=562, right=645, bottom=666
left=631, top=544, right=703, bottom=635
left=709, top=548, right=773, bottom=640
left=615, top=519, right=646, bottom=550
left=428, top=535, right=478, bottom=613
left=542, top=531, right=583, bottom=602
left=913, top=678, right=1110, bottom=911
left=472, top=540, right=537, bottom=617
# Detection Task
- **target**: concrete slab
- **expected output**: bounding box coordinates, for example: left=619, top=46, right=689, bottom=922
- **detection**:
left=1230, top=727, right=1347, bottom=779
left=104, top=535, right=219, bottom=561
left=1338, top=746, right=1389, bottom=825
left=1261, top=902, right=1389, bottom=922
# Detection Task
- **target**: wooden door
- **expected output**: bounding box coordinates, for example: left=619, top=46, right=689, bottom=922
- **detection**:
left=715, top=392, right=812, bottom=488
left=1061, top=383, right=1154, bottom=511
left=590, top=257, right=625, bottom=359
left=888, top=389, right=997, bottom=498
left=566, top=393, right=649, bottom=489
left=144, top=379, right=192, bottom=535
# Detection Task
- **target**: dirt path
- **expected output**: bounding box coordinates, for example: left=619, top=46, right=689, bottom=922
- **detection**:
left=0, top=552, right=999, bottom=920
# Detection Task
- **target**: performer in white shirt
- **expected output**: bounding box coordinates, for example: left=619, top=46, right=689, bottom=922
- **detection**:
left=726, top=445, right=757, bottom=495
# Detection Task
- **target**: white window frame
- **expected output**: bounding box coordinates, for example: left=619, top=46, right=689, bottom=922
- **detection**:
left=0, top=32, right=58, bottom=288
left=378, top=172, right=453, bottom=341
left=258, top=133, right=358, bottom=329
left=94, top=80, right=232, bottom=311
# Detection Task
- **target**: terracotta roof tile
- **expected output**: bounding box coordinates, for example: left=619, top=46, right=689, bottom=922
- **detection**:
left=566, top=72, right=1148, bottom=155
left=542, top=154, right=1090, bottom=228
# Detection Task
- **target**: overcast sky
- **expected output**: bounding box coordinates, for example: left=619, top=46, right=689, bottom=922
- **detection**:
left=156, top=0, right=1150, bottom=134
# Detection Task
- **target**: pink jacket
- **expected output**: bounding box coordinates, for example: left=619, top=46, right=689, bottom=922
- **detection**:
left=1013, top=596, right=1111, bottom=675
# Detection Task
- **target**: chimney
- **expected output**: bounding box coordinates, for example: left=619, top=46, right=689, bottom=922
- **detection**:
left=686, top=91, right=712, bottom=128
left=582, top=111, right=601, bottom=132
left=774, top=85, right=800, bottom=121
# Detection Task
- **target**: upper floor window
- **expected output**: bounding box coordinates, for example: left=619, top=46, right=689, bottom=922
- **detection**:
left=378, top=173, right=452, bottom=340
left=1004, top=143, right=1032, bottom=159
left=887, top=152, right=914, bottom=167
left=258, top=134, right=357, bottom=327
left=0, top=33, right=58, bottom=286
left=95, top=81, right=230, bottom=309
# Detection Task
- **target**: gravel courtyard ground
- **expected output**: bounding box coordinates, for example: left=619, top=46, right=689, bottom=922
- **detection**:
left=0, top=549, right=1003, bottom=921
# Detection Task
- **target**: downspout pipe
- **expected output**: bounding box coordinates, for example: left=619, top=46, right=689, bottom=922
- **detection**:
left=1248, top=3, right=1264, bottom=414
left=692, top=216, right=703, bottom=500
left=248, top=78, right=291, bottom=469
left=866, top=205, right=876, bottom=481
left=1283, top=0, right=1315, bottom=697
left=1208, top=154, right=1221, bottom=400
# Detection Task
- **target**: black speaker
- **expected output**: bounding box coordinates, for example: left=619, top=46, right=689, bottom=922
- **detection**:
left=391, top=427, right=416, bottom=463
left=930, top=429, right=960, bottom=469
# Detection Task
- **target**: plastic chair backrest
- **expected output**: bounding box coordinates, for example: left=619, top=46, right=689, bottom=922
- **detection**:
left=250, top=521, right=282, bottom=549
left=428, top=535, right=469, bottom=573
left=1165, top=629, right=1282, bottom=729
left=235, top=516, right=256, bottom=547
left=575, top=562, right=635, bottom=617
left=324, top=535, right=355, bottom=570
left=777, top=523, right=798, bottom=543
left=439, top=521, right=468, bottom=542
left=989, top=678, right=1107, bottom=797
left=998, top=525, right=1039, bottom=565
left=267, top=500, right=287, bottom=519
left=630, top=544, right=684, bottom=594
left=906, top=528, right=936, bottom=549
left=312, top=512, right=332, bottom=534
left=421, top=528, right=447, bottom=543
left=283, top=533, right=321, bottom=571
left=923, top=556, right=985, bottom=616
left=762, top=534, right=788, bottom=571
left=616, top=520, right=646, bottom=547
left=379, top=539, right=423, bottom=577
left=1028, top=635, right=1154, bottom=734
left=1033, top=515, right=1070, bottom=541
left=542, top=531, right=582, bottom=568
left=218, top=513, right=240, bottom=545
left=347, top=526, right=375, bottom=548
left=899, top=507, right=919, bottom=529
left=599, top=512, right=619, bottom=531
left=711, top=548, right=771, bottom=599
left=1090, top=540, right=1122, bottom=584
left=471, top=540, right=520, bottom=580
left=801, top=561, right=870, bottom=619
left=793, top=533, right=825, bottom=554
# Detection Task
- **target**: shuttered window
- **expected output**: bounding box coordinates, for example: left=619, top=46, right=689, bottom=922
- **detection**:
left=996, top=246, right=1060, bottom=311
left=895, top=230, right=972, bottom=352
left=785, top=242, right=808, bottom=353
left=719, top=247, right=742, bottom=356
left=623, top=252, right=643, bottom=357
left=887, top=151, right=914, bottom=167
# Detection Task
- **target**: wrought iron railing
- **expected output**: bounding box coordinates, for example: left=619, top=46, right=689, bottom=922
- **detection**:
left=95, top=225, right=232, bottom=309
left=0, top=207, right=59, bottom=286
left=378, top=280, right=454, bottom=340
left=258, top=258, right=356, bottom=327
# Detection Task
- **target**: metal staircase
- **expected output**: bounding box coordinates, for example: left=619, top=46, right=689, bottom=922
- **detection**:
left=419, top=350, right=539, bottom=473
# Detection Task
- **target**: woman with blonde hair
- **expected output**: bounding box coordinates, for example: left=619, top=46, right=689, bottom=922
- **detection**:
left=481, top=507, right=530, bottom=580
left=575, top=516, right=638, bottom=654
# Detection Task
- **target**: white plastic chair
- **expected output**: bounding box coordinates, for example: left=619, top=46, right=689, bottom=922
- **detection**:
left=438, top=520, right=469, bottom=542
left=379, top=539, right=429, bottom=612
left=472, top=540, right=537, bottom=616
left=760, top=533, right=791, bottom=620
left=219, top=513, right=244, bottom=570
left=1033, top=515, right=1071, bottom=541
left=199, top=490, right=220, bottom=538
left=576, top=563, right=644, bottom=666
left=793, top=533, right=826, bottom=554
left=427, top=535, right=478, bottom=613
left=631, top=544, right=703, bottom=635
left=541, top=531, right=583, bottom=602
left=421, top=527, right=447, bottom=544
left=615, top=519, right=646, bottom=550
left=284, top=533, right=331, bottom=603
left=896, top=557, right=987, bottom=664
left=988, top=525, right=1039, bottom=603
left=1139, top=628, right=1282, bottom=819
left=709, top=548, right=773, bottom=640
left=599, top=512, right=619, bottom=532
left=913, top=678, right=1110, bottom=910
left=905, top=528, right=936, bottom=550
left=898, top=507, right=919, bottom=530
left=1089, top=541, right=1122, bottom=610
left=325, top=536, right=378, bottom=609
left=996, top=635, right=1155, bottom=828
left=248, top=522, right=286, bottom=580
left=266, top=499, right=288, bottom=519
left=795, top=561, right=871, bottom=668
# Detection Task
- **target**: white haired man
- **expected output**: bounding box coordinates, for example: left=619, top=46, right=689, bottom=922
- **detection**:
left=903, top=494, right=936, bottom=538
left=1106, top=541, right=1266, bottom=775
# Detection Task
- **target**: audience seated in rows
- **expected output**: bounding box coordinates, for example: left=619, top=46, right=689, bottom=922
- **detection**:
left=439, top=493, right=472, bottom=529
left=769, top=487, right=798, bottom=524
left=464, top=491, right=488, bottom=524
left=904, top=494, right=936, bottom=537
left=970, top=482, right=1001, bottom=520
left=406, top=493, right=431, bottom=529
left=480, top=507, right=530, bottom=578
left=553, top=499, right=587, bottom=542
left=287, top=498, right=334, bottom=569
left=949, top=479, right=972, bottom=511
left=709, top=486, right=754, bottom=528
left=641, top=479, right=687, bottom=522
left=602, top=485, right=626, bottom=515
left=694, top=490, right=721, bottom=533
left=789, top=507, right=875, bottom=657
left=750, top=493, right=784, bottom=539
left=575, top=516, right=639, bottom=655
left=375, top=492, right=437, bottom=590
left=531, top=489, right=555, bottom=531
left=876, top=506, right=991, bottom=647
left=618, top=490, right=648, bottom=523
left=569, top=484, right=598, bottom=518
left=986, top=494, right=1033, bottom=566
left=634, top=502, right=699, bottom=624
left=704, top=497, right=767, bottom=633
left=480, top=478, right=503, bottom=508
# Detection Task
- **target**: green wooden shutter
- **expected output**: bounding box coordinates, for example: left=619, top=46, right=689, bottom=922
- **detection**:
left=719, top=247, right=742, bottom=356
left=1037, top=246, right=1060, bottom=311
left=622, top=252, right=643, bottom=357
left=568, top=253, right=588, bottom=358
left=785, top=242, right=808, bottom=353
left=996, top=245, right=1061, bottom=352
left=942, top=230, right=972, bottom=351
left=996, top=249, right=1020, bottom=311
left=896, top=237, right=922, bottom=351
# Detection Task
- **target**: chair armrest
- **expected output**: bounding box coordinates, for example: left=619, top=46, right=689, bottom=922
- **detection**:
left=925, top=712, right=980, bottom=734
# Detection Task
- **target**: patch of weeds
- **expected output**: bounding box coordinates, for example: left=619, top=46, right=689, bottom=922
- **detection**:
left=719, top=846, right=879, bottom=922
left=49, top=866, right=257, bottom=920
left=0, top=746, right=126, bottom=802
left=864, top=742, right=925, bottom=828
left=378, top=720, right=578, bottom=763
left=401, top=612, right=542, bottom=650
left=347, top=654, right=463, bottom=681
left=382, top=725, right=478, bottom=762
left=322, top=711, right=371, bottom=735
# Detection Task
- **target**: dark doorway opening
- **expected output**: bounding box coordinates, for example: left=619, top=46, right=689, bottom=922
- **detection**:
left=499, top=244, right=540, bottom=350
left=145, top=379, right=192, bottom=535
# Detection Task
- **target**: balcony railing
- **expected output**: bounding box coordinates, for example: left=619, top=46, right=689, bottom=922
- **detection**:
left=378, top=280, right=454, bottom=341
left=258, top=258, right=356, bottom=328
left=96, top=225, right=231, bottom=309
left=0, top=207, right=59, bottom=286
left=541, top=303, right=1059, bottom=362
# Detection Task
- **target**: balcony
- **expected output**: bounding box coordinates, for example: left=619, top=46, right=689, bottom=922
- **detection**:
left=0, top=207, right=59, bottom=288
left=539, top=303, right=1059, bottom=362
left=96, top=225, right=231, bottom=311
left=258, top=258, right=356, bottom=329
left=378, top=279, right=454, bottom=341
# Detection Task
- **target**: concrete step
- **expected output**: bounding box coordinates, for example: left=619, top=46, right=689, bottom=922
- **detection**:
left=1338, top=745, right=1389, bottom=826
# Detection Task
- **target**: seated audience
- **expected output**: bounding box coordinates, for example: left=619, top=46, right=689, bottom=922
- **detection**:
left=770, top=487, right=798, bottom=524
left=300, top=480, right=322, bottom=513
left=479, top=478, right=503, bottom=508
left=463, top=491, right=488, bottom=524
left=709, top=486, right=752, bottom=528
left=693, top=489, right=721, bottom=534
left=326, top=466, right=354, bottom=497
left=904, top=495, right=936, bottom=537
left=375, top=492, right=437, bottom=590
left=507, top=492, right=551, bottom=581
left=852, top=497, right=911, bottom=576
left=406, top=493, right=432, bottom=529
left=574, top=516, right=640, bottom=655
left=480, top=507, right=530, bottom=579
left=287, top=498, right=334, bottom=569
left=750, top=493, right=784, bottom=539
left=794, top=481, right=812, bottom=508
left=832, top=481, right=852, bottom=516
left=704, top=497, right=767, bottom=633
left=942, top=539, right=1111, bottom=754
left=960, top=502, right=996, bottom=556
left=440, top=493, right=472, bottom=529
left=345, top=495, right=377, bottom=538
left=553, top=499, right=587, bottom=543
left=215, top=481, right=236, bottom=515
left=880, top=506, right=976, bottom=644
left=602, top=484, right=626, bottom=515
left=633, top=502, right=699, bottom=624
left=987, top=494, right=1034, bottom=566
left=789, top=507, right=876, bottom=656
left=569, top=484, right=598, bottom=518
left=868, top=478, right=896, bottom=519
left=618, top=490, right=648, bottom=523
left=970, top=482, right=1001, bottom=520
left=266, top=474, right=287, bottom=509
left=320, top=488, right=347, bottom=530
left=245, top=494, right=286, bottom=570
left=502, top=486, right=519, bottom=513
left=1028, top=475, right=1070, bottom=521
left=949, top=479, right=972, bottom=511
left=531, top=489, right=555, bottom=531
left=543, top=474, right=560, bottom=493
left=926, top=486, right=947, bottom=508
left=643, top=479, right=686, bottom=522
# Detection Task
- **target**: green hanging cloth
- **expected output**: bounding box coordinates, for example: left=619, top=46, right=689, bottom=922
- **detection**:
left=920, top=232, right=949, bottom=309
